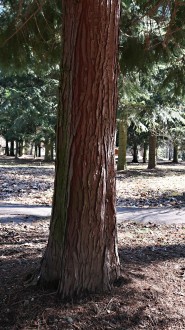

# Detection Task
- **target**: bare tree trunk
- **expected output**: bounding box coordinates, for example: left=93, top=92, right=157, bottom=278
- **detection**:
left=40, top=0, right=120, bottom=298
left=38, top=144, right=42, bottom=157
left=169, top=141, right=172, bottom=160
left=132, top=143, right=139, bottom=163
left=19, top=140, right=24, bottom=156
left=45, top=139, right=52, bottom=161
left=50, top=141, right=54, bottom=161
left=173, top=142, right=178, bottom=163
left=10, top=140, right=14, bottom=156
left=15, top=140, right=19, bottom=158
left=143, top=142, right=147, bottom=163
left=117, top=117, right=127, bottom=171
left=30, top=143, right=34, bottom=156
left=148, top=132, right=157, bottom=169
left=5, top=140, right=9, bottom=156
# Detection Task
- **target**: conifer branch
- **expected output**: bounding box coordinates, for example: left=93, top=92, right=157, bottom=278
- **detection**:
left=1, top=0, right=46, bottom=47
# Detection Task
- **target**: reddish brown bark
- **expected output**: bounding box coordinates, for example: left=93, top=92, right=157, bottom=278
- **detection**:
left=40, top=0, right=120, bottom=298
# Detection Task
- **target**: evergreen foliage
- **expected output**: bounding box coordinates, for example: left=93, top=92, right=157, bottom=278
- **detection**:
left=0, top=72, right=58, bottom=146
left=0, top=0, right=184, bottom=159
left=0, top=0, right=62, bottom=73
left=120, top=0, right=185, bottom=93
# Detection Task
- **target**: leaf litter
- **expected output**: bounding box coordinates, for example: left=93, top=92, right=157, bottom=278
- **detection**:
left=0, top=158, right=185, bottom=329
left=0, top=159, right=184, bottom=208
left=117, top=163, right=185, bottom=208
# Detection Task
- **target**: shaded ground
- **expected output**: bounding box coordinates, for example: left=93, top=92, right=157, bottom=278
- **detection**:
left=0, top=157, right=185, bottom=329
left=0, top=219, right=185, bottom=329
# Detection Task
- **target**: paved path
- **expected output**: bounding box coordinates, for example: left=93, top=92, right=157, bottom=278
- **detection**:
left=0, top=203, right=51, bottom=217
left=0, top=203, right=51, bottom=223
left=0, top=203, right=184, bottom=225
left=117, top=206, right=185, bottom=225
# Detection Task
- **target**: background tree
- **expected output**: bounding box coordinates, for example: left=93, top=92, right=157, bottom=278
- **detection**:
left=117, top=73, right=148, bottom=169
left=0, top=72, right=58, bottom=158
left=118, top=1, right=185, bottom=169
left=170, top=125, right=185, bottom=163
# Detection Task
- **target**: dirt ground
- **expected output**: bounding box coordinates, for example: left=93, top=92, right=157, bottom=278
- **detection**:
left=0, top=158, right=185, bottom=329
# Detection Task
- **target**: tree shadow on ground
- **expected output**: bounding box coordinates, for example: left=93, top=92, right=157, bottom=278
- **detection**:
left=117, top=166, right=185, bottom=179
left=0, top=155, right=55, bottom=166
left=1, top=239, right=185, bottom=329
left=119, top=243, right=185, bottom=264
left=117, top=193, right=185, bottom=207
left=0, top=214, right=50, bottom=224
left=0, top=165, right=54, bottom=176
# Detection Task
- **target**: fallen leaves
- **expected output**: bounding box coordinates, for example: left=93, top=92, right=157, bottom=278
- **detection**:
left=0, top=165, right=54, bottom=205
left=117, top=163, right=185, bottom=208
left=0, top=160, right=185, bottom=209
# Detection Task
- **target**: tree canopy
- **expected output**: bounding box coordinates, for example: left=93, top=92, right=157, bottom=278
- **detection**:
left=0, top=0, right=61, bottom=72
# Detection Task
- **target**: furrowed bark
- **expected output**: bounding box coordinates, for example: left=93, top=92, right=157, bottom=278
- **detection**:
left=40, top=0, right=120, bottom=298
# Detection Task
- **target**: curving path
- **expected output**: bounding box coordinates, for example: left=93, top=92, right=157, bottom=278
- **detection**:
left=0, top=203, right=185, bottom=225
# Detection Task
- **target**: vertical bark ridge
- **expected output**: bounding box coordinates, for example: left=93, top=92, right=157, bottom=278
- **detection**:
left=41, top=0, right=120, bottom=297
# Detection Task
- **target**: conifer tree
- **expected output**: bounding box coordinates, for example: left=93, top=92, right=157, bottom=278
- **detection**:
left=39, top=1, right=121, bottom=298
left=1, top=0, right=185, bottom=298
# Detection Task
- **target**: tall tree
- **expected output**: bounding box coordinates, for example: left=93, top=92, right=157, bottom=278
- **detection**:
left=148, top=132, right=157, bottom=169
left=1, top=0, right=185, bottom=299
left=117, top=114, right=128, bottom=170
left=117, top=74, right=148, bottom=170
left=40, top=0, right=120, bottom=298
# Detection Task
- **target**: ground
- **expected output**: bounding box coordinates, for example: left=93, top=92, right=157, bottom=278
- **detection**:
left=0, top=157, right=185, bottom=330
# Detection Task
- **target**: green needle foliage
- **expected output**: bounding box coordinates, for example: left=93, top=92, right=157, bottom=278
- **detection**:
left=120, top=1, right=185, bottom=86
left=0, top=0, right=62, bottom=73
left=0, top=71, right=58, bottom=145
left=0, top=0, right=185, bottom=162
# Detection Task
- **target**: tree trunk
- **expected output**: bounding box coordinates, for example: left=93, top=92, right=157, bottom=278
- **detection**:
left=50, top=141, right=54, bottom=161
left=148, top=133, right=157, bottom=169
left=5, top=140, right=9, bottom=156
left=10, top=140, right=14, bottom=156
left=40, top=0, right=120, bottom=298
left=143, top=142, right=147, bottom=163
left=169, top=141, right=172, bottom=160
left=45, top=139, right=52, bottom=161
left=15, top=140, right=19, bottom=158
left=132, top=143, right=139, bottom=163
left=38, top=143, right=42, bottom=157
left=19, top=140, right=24, bottom=156
left=34, top=143, right=41, bottom=157
left=173, top=142, right=178, bottom=163
left=30, top=143, right=34, bottom=156
left=34, top=143, right=37, bottom=158
left=117, top=118, right=127, bottom=171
